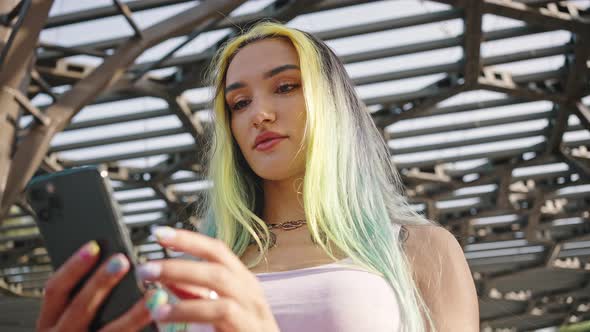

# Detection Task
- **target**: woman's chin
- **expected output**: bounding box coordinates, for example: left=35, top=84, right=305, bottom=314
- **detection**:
left=254, top=171, right=291, bottom=181
left=252, top=167, right=297, bottom=182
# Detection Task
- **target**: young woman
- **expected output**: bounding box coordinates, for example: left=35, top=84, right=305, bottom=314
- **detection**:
left=36, top=22, right=479, bottom=332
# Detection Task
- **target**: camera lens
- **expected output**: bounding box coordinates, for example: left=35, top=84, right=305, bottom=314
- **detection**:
left=30, top=188, right=46, bottom=201
left=38, top=208, right=50, bottom=221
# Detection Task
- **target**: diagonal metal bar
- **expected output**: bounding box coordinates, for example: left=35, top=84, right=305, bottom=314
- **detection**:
left=0, top=0, right=31, bottom=69
left=477, top=68, right=568, bottom=104
left=131, top=14, right=223, bottom=83
left=30, top=68, right=58, bottom=101
left=573, top=100, right=590, bottom=131
left=544, top=30, right=590, bottom=156
left=38, top=41, right=108, bottom=58
left=543, top=103, right=570, bottom=155
left=127, top=77, right=206, bottom=145
left=0, top=0, right=53, bottom=218
left=0, top=0, right=24, bottom=26
left=564, top=33, right=590, bottom=101
left=375, top=76, right=465, bottom=128
left=112, top=0, right=143, bottom=39
left=149, top=153, right=200, bottom=185
left=40, top=153, right=63, bottom=173
left=0, top=0, right=246, bottom=220
left=2, top=86, right=50, bottom=126
left=483, top=0, right=589, bottom=35
left=560, top=145, right=590, bottom=181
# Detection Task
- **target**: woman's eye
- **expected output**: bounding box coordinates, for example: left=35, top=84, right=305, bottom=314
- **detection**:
left=231, top=99, right=250, bottom=111
left=276, top=83, right=299, bottom=94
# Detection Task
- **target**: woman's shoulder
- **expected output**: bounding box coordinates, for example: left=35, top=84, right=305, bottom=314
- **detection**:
left=399, top=224, right=480, bottom=330
left=393, top=223, right=442, bottom=249
left=401, top=224, right=454, bottom=254
left=399, top=224, right=465, bottom=281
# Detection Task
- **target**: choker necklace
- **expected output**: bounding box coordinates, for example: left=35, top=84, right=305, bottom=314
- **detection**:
left=249, top=219, right=317, bottom=248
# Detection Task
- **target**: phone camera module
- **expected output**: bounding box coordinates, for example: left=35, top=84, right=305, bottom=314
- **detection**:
left=30, top=188, right=46, bottom=202
left=38, top=207, right=51, bottom=222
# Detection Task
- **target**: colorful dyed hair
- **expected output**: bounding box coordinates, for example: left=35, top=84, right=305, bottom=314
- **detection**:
left=199, top=21, right=441, bottom=332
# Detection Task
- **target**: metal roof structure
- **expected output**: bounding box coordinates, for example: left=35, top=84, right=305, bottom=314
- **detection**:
left=0, top=0, right=589, bottom=331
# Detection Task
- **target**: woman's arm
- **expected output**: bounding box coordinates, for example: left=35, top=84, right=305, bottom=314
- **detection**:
left=404, top=225, right=480, bottom=331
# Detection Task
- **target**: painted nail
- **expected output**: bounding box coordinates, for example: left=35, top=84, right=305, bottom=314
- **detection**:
left=106, top=254, right=129, bottom=275
left=146, top=289, right=168, bottom=312
left=137, top=262, right=162, bottom=280
left=152, top=226, right=176, bottom=241
left=79, top=241, right=100, bottom=260
left=152, top=303, right=172, bottom=321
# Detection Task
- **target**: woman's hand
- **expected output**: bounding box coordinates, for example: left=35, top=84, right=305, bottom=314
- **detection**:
left=36, top=241, right=154, bottom=332
left=137, top=227, right=279, bottom=332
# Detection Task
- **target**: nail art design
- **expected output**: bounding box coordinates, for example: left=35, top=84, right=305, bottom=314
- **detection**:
left=146, top=289, right=169, bottom=313
left=153, top=304, right=172, bottom=321
left=137, top=262, right=162, bottom=280
left=152, top=226, right=176, bottom=241
left=79, top=241, right=100, bottom=260
left=106, top=254, right=128, bottom=275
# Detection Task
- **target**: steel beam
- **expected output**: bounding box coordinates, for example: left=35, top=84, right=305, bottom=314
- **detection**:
left=461, top=0, right=483, bottom=87
left=543, top=103, right=570, bottom=155
left=483, top=0, right=590, bottom=36
left=0, top=0, right=53, bottom=217
left=573, top=101, right=590, bottom=131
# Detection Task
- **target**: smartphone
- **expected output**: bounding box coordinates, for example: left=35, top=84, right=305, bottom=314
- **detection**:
left=26, top=165, right=158, bottom=332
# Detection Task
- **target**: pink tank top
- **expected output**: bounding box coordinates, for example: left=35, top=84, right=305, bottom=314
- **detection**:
left=185, top=224, right=403, bottom=332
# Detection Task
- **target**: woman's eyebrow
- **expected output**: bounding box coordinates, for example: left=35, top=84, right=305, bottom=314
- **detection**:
left=224, top=64, right=300, bottom=94
left=263, top=64, right=300, bottom=79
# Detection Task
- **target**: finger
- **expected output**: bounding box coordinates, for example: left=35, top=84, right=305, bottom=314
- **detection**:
left=37, top=240, right=101, bottom=330
left=137, top=260, right=244, bottom=301
left=151, top=298, right=252, bottom=330
left=152, top=227, right=245, bottom=273
left=164, top=282, right=211, bottom=300
left=100, top=290, right=155, bottom=332
left=54, top=253, right=131, bottom=331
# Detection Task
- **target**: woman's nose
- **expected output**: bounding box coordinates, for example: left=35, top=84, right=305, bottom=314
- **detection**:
left=251, top=103, right=276, bottom=128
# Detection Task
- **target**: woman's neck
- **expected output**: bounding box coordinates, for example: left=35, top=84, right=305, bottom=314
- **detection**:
left=242, top=175, right=349, bottom=271
left=262, top=175, right=306, bottom=223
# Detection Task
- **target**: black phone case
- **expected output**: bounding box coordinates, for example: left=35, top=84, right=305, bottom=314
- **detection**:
left=26, top=166, right=158, bottom=332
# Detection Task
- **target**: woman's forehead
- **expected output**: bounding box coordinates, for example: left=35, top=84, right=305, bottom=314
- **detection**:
left=225, top=38, right=299, bottom=82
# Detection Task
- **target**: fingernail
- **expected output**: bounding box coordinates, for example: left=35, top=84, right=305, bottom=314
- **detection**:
left=146, top=289, right=168, bottom=312
left=152, top=304, right=172, bottom=321
left=106, top=254, right=129, bottom=275
left=79, top=241, right=100, bottom=260
left=137, top=262, right=161, bottom=280
left=152, top=226, right=176, bottom=241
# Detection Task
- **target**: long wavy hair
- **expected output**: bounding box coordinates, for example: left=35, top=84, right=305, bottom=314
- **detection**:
left=198, top=21, right=440, bottom=332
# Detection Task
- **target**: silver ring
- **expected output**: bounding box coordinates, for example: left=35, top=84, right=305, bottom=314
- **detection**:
left=208, top=290, right=219, bottom=300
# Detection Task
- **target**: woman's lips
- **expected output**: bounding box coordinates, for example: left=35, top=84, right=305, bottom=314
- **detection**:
left=254, top=137, right=287, bottom=151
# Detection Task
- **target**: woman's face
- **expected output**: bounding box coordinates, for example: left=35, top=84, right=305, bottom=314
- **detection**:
left=225, top=38, right=307, bottom=181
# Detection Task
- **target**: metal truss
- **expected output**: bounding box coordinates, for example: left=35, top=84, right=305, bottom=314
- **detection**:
left=0, top=0, right=589, bottom=330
